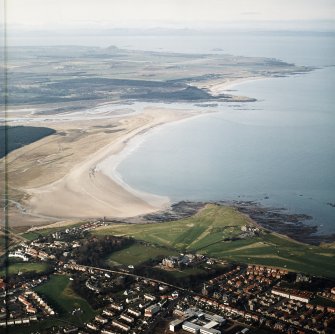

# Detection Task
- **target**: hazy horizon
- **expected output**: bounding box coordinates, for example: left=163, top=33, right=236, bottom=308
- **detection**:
left=1, top=22, right=334, bottom=48
left=2, top=0, right=335, bottom=30
left=1, top=0, right=334, bottom=48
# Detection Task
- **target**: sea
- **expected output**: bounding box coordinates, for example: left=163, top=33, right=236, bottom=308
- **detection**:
left=105, top=31, right=335, bottom=234
left=11, top=30, right=335, bottom=234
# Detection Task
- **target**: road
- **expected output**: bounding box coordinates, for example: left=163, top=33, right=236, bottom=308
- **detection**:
left=75, top=264, right=189, bottom=293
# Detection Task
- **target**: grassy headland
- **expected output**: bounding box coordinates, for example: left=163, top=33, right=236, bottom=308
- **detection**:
left=94, top=204, right=335, bottom=278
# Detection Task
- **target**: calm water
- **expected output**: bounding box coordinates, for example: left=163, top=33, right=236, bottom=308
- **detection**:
left=112, top=32, right=335, bottom=233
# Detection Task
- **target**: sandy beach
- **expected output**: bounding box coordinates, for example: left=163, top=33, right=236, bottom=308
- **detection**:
left=11, top=107, right=202, bottom=222
left=193, top=76, right=266, bottom=97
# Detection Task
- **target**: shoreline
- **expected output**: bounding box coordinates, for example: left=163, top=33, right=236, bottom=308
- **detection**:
left=196, top=76, right=268, bottom=96
left=98, top=107, right=219, bottom=201
left=24, top=106, right=207, bottom=220
left=13, top=74, right=303, bottom=223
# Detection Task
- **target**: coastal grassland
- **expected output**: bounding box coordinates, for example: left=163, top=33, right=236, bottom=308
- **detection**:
left=107, top=243, right=178, bottom=266
left=0, top=262, right=50, bottom=276
left=94, top=204, right=335, bottom=278
left=95, top=205, right=250, bottom=250
left=204, top=234, right=335, bottom=278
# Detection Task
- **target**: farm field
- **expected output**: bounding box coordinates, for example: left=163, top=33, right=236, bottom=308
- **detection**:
left=94, top=204, right=335, bottom=278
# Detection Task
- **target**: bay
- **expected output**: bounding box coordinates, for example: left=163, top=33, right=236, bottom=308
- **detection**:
left=115, top=32, right=335, bottom=233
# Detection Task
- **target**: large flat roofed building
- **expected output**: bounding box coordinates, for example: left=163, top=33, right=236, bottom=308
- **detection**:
left=170, top=308, right=223, bottom=334
left=203, top=321, right=219, bottom=329
left=182, top=321, right=201, bottom=334
left=209, top=314, right=225, bottom=324
left=181, top=321, right=222, bottom=334
left=169, top=319, right=184, bottom=332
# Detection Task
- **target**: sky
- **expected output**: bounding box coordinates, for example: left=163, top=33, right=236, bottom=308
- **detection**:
left=4, top=0, right=335, bottom=30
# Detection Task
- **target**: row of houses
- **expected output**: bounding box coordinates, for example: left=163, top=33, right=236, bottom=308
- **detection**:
left=272, top=287, right=313, bottom=304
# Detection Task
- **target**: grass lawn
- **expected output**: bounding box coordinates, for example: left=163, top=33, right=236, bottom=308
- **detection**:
left=107, top=243, right=178, bottom=266
left=0, top=262, right=50, bottom=277
left=34, top=274, right=96, bottom=324
left=94, top=204, right=335, bottom=278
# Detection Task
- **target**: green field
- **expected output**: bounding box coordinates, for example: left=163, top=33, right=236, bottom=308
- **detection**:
left=8, top=275, right=96, bottom=333
left=107, top=243, right=178, bottom=266
left=35, top=275, right=95, bottom=322
left=0, top=262, right=50, bottom=276
left=94, top=204, right=335, bottom=278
